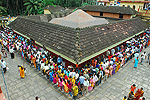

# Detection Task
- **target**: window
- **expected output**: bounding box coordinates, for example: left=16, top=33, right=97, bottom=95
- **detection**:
left=119, top=14, right=123, bottom=18
left=100, top=12, right=103, bottom=16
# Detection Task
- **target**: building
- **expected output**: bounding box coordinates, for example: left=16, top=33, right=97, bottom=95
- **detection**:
left=8, top=9, right=149, bottom=67
left=97, top=0, right=114, bottom=6
left=82, top=5, right=138, bottom=19
left=118, top=0, right=150, bottom=11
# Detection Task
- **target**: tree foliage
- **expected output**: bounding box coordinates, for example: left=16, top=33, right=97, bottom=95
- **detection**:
left=0, top=0, right=95, bottom=16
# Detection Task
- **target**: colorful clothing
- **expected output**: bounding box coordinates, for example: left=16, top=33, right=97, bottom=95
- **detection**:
left=134, top=58, right=139, bottom=68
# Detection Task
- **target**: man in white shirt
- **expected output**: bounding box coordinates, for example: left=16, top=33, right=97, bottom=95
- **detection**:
left=75, top=71, right=79, bottom=80
left=141, top=52, right=147, bottom=65
left=1, top=59, right=7, bottom=74
left=83, top=78, right=89, bottom=95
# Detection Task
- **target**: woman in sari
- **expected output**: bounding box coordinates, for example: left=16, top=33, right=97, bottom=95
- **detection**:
left=109, top=65, right=113, bottom=77
left=53, top=74, right=57, bottom=84
left=56, top=73, right=60, bottom=87
left=19, top=66, right=25, bottom=78
left=115, top=62, right=119, bottom=73
left=32, top=56, right=36, bottom=68
left=62, top=79, right=69, bottom=93
left=134, top=57, right=139, bottom=68
left=59, top=77, right=63, bottom=91
left=112, top=64, right=116, bottom=75
left=49, top=70, right=53, bottom=82
left=88, top=77, right=95, bottom=91
left=68, top=80, right=72, bottom=96
left=72, top=76, right=76, bottom=86
left=134, top=88, right=144, bottom=100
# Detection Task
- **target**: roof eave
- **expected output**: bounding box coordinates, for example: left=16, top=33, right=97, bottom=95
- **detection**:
left=12, top=30, right=77, bottom=64
left=78, top=30, right=145, bottom=65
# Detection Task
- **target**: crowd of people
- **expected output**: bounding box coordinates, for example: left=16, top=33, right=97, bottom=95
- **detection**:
left=123, top=84, right=145, bottom=100
left=0, top=26, right=150, bottom=99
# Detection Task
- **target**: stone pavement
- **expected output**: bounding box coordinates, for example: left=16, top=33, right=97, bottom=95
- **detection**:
left=0, top=45, right=150, bottom=100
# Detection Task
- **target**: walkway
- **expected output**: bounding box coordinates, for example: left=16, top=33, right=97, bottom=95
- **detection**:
left=0, top=45, right=150, bottom=100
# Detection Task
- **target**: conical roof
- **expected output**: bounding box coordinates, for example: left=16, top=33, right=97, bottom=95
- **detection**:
left=49, top=9, right=109, bottom=28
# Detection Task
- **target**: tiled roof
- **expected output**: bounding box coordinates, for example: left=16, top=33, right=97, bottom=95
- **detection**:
left=78, top=18, right=148, bottom=63
left=8, top=17, right=77, bottom=62
left=8, top=17, right=149, bottom=64
left=49, top=9, right=109, bottom=28
left=44, top=5, right=65, bottom=13
left=82, top=5, right=139, bottom=15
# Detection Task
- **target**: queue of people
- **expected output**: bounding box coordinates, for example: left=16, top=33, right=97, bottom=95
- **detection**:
left=0, top=26, right=150, bottom=99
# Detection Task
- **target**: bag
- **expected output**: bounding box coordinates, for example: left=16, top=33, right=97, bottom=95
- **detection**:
left=7, top=67, right=9, bottom=70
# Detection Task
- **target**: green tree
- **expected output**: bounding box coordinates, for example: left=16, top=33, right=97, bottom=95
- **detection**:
left=24, top=0, right=42, bottom=15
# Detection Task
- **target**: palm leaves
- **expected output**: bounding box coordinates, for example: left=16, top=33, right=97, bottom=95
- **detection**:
left=24, top=0, right=42, bottom=14
left=0, top=6, right=7, bottom=13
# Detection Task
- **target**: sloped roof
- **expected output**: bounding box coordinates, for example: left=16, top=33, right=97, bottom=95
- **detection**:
left=44, top=5, right=65, bottom=13
left=8, top=17, right=149, bottom=64
left=49, top=9, right=109, bottom=28
left=82, top=5, right=139, bottom=15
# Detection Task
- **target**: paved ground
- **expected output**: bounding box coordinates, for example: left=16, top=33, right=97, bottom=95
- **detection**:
left=0, top=45, right=150, bottom=100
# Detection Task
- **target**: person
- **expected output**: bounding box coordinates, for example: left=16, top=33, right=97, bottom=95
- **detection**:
left=134, top=88, right=144, bottom=100
left=9, top=47, right=14, bottom=59
left=35, top=96, right=41, bottom=100
left=128, top=91, right=135, bottom=100
left=68, top=80, right=72, bottom=97
left=140, top=52, right=146, bottom=65
left=88, top=76, right=95, bottom=91
left=83, top=78, right=89, bottom=95
left=104, top=68, right=109, bottom=81
left=134, top=57, right=139, bottom=68
left=130, top=84, right=136, bottom=94
left=1, top=47, right=7, bottom=58
left=19, top=65, right=25, bottom=78
left=78, top=84, right=84, bottom=98
left=1, top=59, right=7, bottom=74
left=72, top=83, right=78, bottom=100
left=123, top=96, right=127, bottom=100
left=79, top=74, right=85, bottom=84
left=62, top=79, right=69, bottom=93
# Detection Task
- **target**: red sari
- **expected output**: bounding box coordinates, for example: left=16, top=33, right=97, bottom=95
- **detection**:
left=134, top=89, right=144, bottom=100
